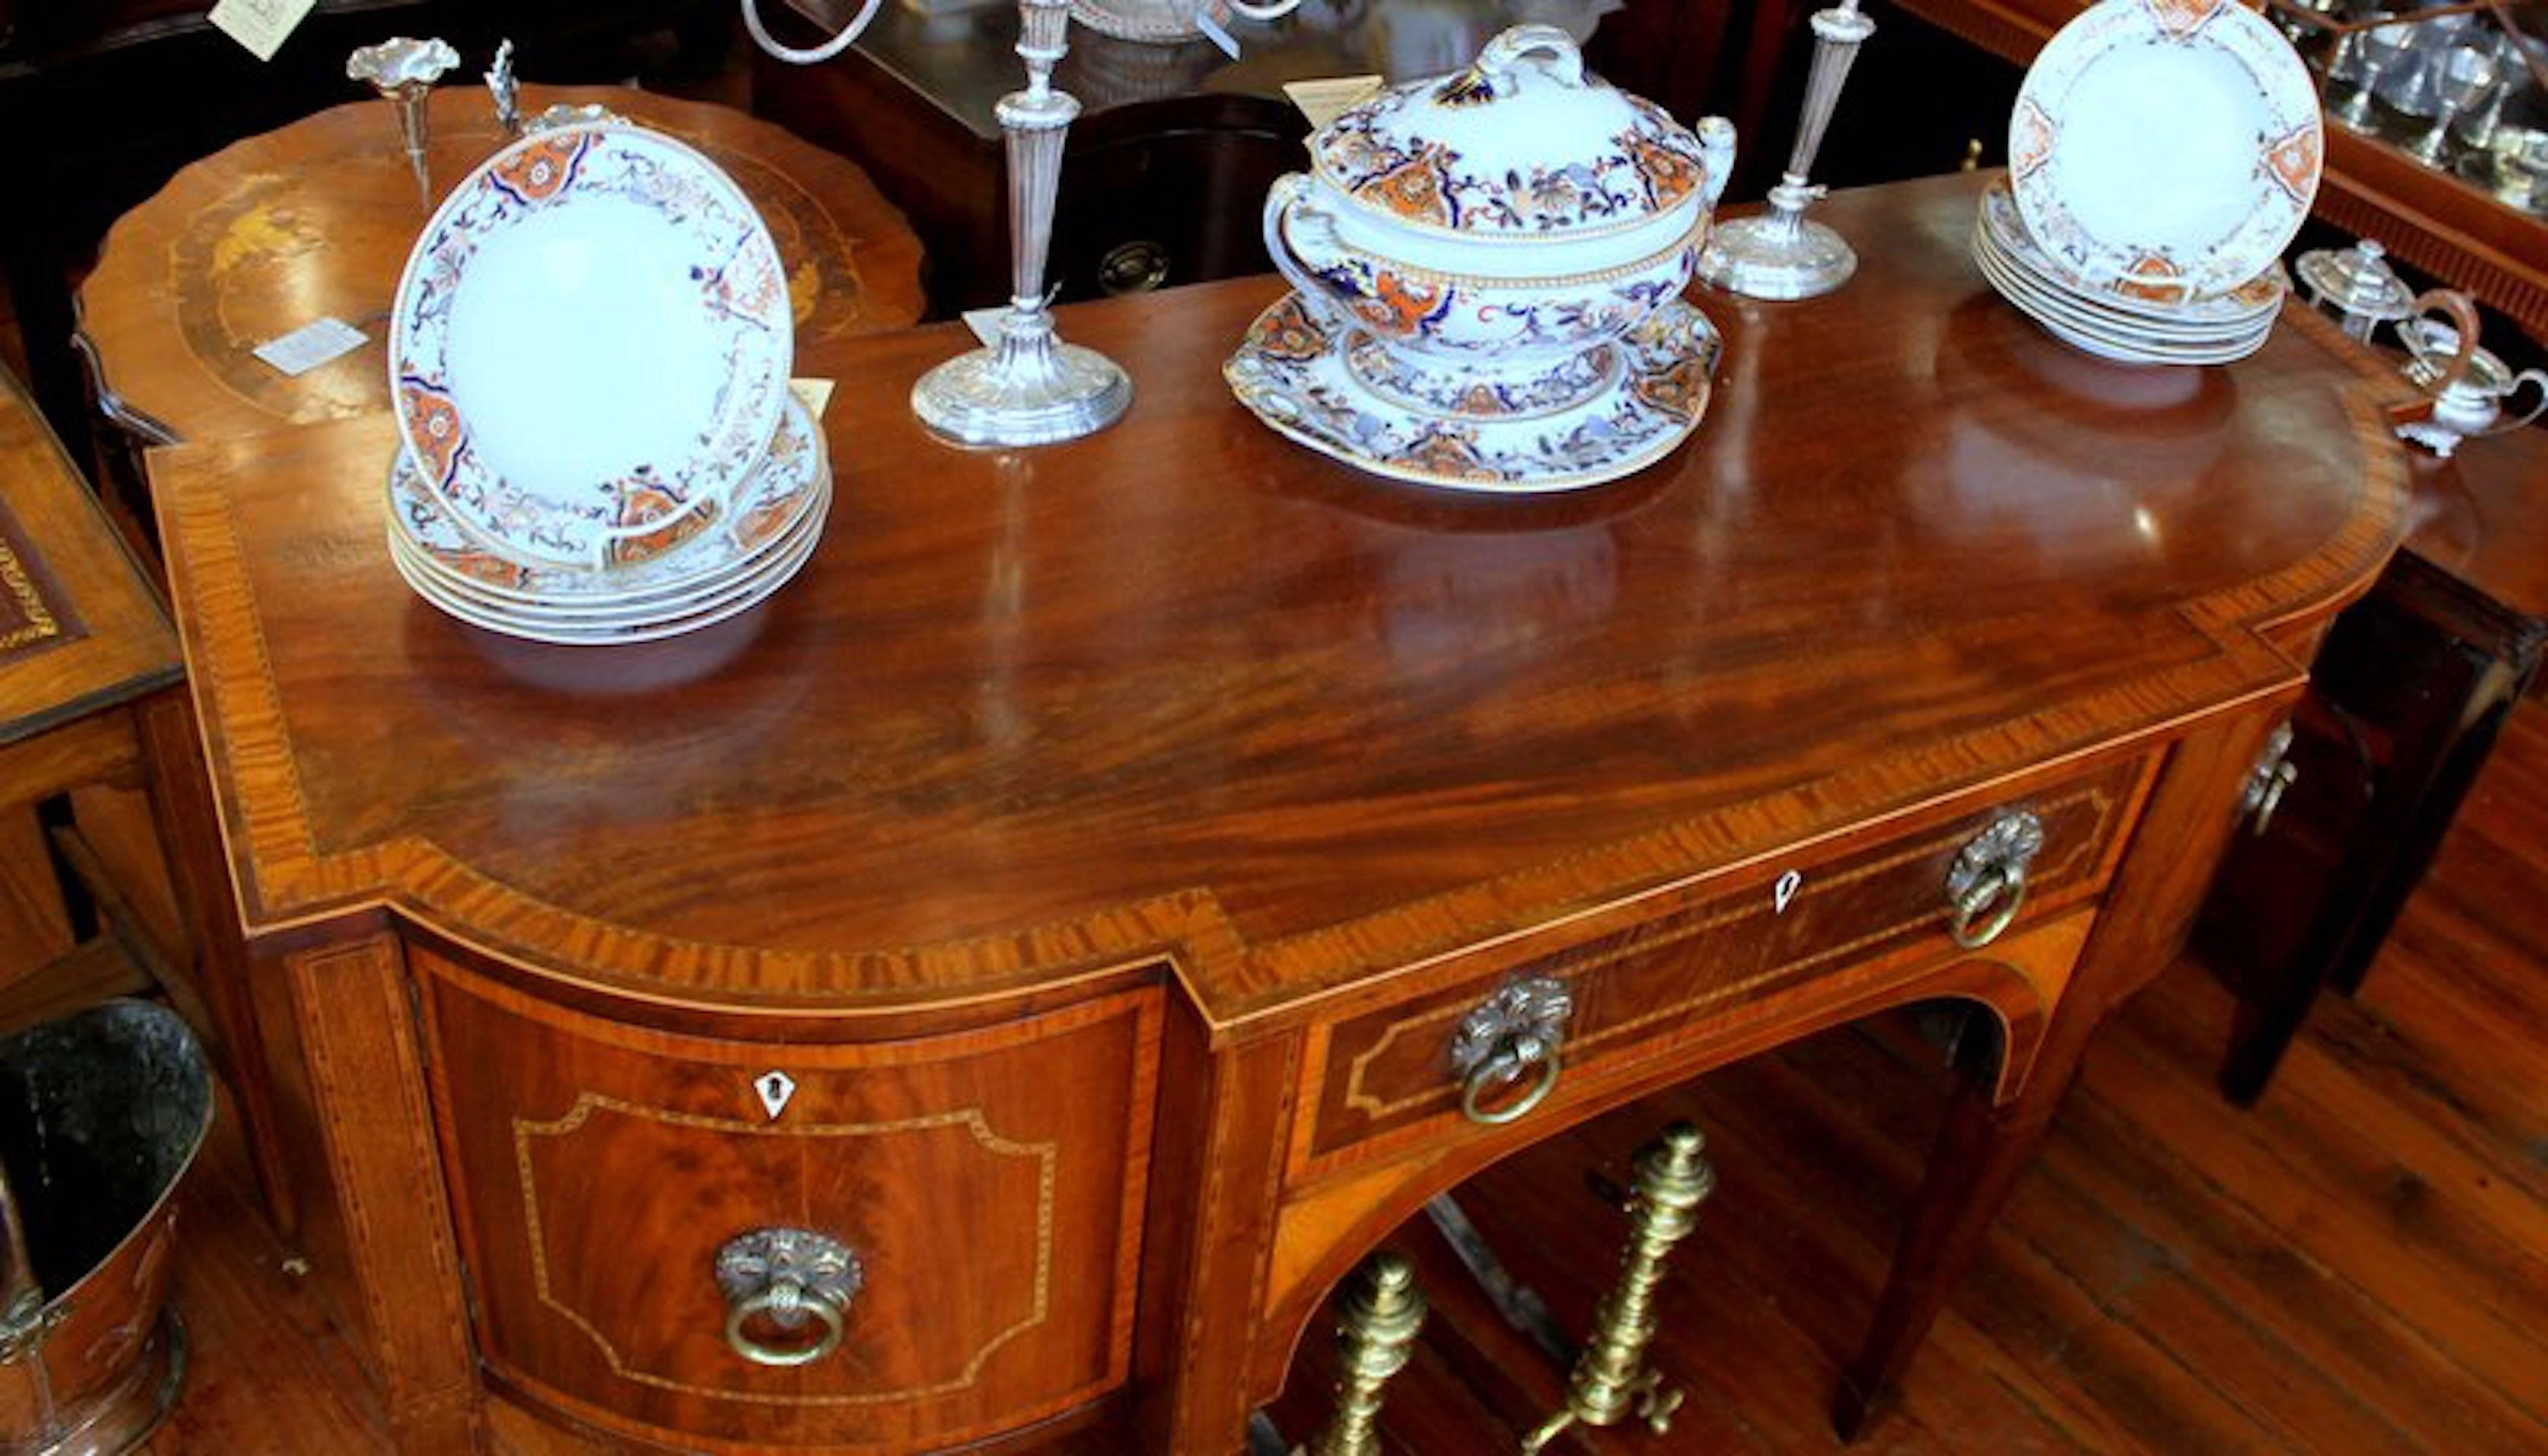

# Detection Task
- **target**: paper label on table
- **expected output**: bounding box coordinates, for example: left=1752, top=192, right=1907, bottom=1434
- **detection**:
left=206, top=0, right=317, bottom=61
left=253, top=317, right=368, bottom=376
left=788, top=378, right=836, bottom=420
left=1196, top=4, right=1242, bottom=60
left=1283, top=76, right=1384, bottom=130
left=962, top=306, right=1008, bottom=349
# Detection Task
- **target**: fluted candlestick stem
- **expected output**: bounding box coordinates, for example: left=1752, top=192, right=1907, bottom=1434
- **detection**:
left=1696, top=0, right=1875, bottom=298
left=911, top=0, right=1131, bottom=446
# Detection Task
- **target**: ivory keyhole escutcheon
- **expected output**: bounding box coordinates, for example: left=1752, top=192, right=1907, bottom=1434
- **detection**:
left=1773, top=870, right=1803, bottom=916
left=754, top=1070, right=797, bottom=1120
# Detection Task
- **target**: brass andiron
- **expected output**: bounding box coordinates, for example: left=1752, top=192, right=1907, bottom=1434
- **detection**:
left=1519, top=1123, right=1717, bottom=1454
left=1296, top=1251, right=1428, bottom=1456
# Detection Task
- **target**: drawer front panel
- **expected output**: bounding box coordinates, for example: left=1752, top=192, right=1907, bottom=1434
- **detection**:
left=416, top=951, right=1159, bottom=1452
left=1301, top=754, right=2150, bottom=1171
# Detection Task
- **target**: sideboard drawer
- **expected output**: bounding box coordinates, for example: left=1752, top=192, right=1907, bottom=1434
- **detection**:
left=415, top=951, right=1160, bottom=1452
left=1297, top=754, right=2153, bottom=1172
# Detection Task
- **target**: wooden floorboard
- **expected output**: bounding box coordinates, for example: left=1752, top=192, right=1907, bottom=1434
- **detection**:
left=114, top=700, right=2548, bottom=1452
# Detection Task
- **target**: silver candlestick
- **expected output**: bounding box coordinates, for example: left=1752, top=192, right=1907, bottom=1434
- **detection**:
left=1696, top=0, right=1875, bottom=300
left=909, top=0, right=1131, bottom=446
left=348, top=36, right=460, bottom=209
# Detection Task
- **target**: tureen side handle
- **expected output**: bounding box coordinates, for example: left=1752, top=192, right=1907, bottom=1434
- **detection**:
left=1695, top=117, right=1737, bottom=212
left=1264, top=174, right=1354, bottom=331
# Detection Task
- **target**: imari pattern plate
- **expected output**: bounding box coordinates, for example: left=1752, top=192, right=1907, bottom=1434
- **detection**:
left=384, top=395, right=828, bottom=609
left=390, top=122, right=792, bottom=570
left=2009, top=0, right=2320, bottom=304
left=1224, top=293, right=1719, bottom=494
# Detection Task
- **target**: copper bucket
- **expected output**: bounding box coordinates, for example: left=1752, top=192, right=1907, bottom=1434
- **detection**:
left=0, top=1002, right=210, bottom=1455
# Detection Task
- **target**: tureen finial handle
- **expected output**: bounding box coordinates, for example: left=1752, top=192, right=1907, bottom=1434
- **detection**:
left=1474, top=25, right=1586, bottom=92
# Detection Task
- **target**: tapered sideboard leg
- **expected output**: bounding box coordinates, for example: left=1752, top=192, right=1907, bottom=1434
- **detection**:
left=1839, top=703, right=2298, bottom=1439
left=1832, top=1063, right=2063, bottom=1439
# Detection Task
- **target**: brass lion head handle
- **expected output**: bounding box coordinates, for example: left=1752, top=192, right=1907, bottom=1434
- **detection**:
left=1449, top=976, right=1574, bottom=1126
left=713, top=1228, right=863, bottom=1367
left=1945, top=811, right=2045, bottom=949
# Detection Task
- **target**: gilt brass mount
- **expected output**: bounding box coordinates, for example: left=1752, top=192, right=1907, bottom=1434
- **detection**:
left=1296, top=1251, right=1428, bottom=1456
left=1520, top=1123, right=1717, bottom=1453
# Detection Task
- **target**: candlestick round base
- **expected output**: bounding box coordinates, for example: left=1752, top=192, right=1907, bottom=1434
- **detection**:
left=911, top=336, right=1132, bottom=447
left=1696, top=213, right=1859, bottom=301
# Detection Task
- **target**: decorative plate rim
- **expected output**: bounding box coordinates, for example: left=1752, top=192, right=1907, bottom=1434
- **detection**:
left=2007, top=0, right=2321, bottom=302
left=388, top=120, right=794, bottom=571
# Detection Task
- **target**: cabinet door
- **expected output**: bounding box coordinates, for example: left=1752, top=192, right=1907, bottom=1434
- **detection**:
left=416, top=949, right=1160, bottom=1453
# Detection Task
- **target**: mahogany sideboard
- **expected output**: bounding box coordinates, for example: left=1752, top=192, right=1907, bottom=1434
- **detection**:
left=151, top=173, right=2406, bottom=1453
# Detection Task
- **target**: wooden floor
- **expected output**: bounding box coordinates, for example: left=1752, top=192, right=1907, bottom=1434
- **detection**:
left=138, top=708, right=2548, bottom=1453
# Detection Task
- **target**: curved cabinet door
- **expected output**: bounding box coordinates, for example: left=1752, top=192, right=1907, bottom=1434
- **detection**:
left=415, top=949, right=1160, bottom=1453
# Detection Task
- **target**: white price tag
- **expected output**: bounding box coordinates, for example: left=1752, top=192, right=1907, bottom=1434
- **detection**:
left=788, top=378, right=836, bottom=420
left=962, top=306, right=1008, bottom=349
left=1283, top=76, right=1384, bottom=130
left=207, top=0, right=317, bottom=61
left=1195, top=3, right=1242, bottom=59
left=252, top=317, right=368, bottom=376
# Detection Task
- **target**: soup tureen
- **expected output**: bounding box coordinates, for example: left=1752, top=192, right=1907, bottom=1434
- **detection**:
left=1262, top=25, right=1733, bottom=419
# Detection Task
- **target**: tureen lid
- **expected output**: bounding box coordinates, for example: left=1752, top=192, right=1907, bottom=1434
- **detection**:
left=1307, top=25, right=1713, bottom=243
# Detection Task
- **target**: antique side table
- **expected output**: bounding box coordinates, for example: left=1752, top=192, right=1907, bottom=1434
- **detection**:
left=76, top=83, right=925, bottom=451
left=0, top=360, right=273, bottom=1190
left=152, top=173, right=2405, bottom=1453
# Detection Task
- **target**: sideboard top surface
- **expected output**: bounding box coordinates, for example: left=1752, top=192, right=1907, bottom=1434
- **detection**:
left=155, top=173, right=2406, bottom=1024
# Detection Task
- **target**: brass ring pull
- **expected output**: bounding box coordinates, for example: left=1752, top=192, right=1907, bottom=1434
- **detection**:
left=2242, top=724, right=2298, bottom=839
left=1944, top=812, right=2046, bottom=951
left=714, top=1228, right=863, bottom=1369
left=1949, top=865, right=2027, bottom=949
left=725, top=1283, right=848, bottom=1367
left=1448, top=976, right=1574, bottom=1128
left=1460, top=1045, right=1564, bottom=1125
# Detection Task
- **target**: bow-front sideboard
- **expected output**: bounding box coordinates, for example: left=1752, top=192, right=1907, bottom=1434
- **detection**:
left=152, top=173, right=2406, bottom=1454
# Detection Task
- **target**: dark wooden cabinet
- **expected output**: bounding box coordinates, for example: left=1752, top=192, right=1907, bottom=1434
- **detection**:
left=2200, top=427, right=2548, bottom=1103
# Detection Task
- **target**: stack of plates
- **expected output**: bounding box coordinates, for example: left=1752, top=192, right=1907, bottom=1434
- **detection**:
left=1972, top=178, right=2288, bottom=365
left=385, top=394, right=831, bottom=646
left=384, top=120, right=820, bottom=643
left=1982, top=0, right=2323, bottom=366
